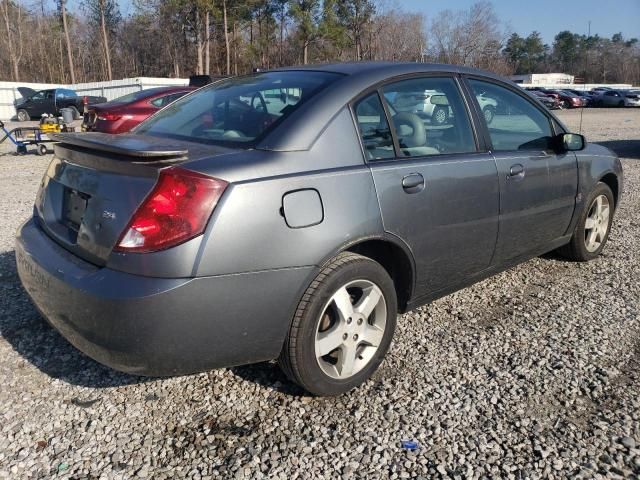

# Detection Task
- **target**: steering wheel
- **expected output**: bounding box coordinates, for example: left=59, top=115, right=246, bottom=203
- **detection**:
left=393, top=112, right=425, bottom=148
left=251, top=92, right=267, bottom=113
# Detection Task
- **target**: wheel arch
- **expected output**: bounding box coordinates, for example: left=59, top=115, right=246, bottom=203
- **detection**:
left=340, top=236, right=416, bottom=313
left=600, top=172, right=619, bottom=207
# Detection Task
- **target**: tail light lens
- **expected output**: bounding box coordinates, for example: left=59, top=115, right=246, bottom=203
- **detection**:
left=97, top=112, right=122, bottom=121
left=115, top=167, right=228, bottom=253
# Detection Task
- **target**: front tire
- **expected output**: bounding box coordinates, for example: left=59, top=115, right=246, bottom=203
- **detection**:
left=482, top=105, right=495, bottom=124
left=558, top=182, right=614, bottom=261
left=279, top=252, right=397, bottom=396
left=432, top=106, right=448, bottom=125
left=16, top=109, right=30, bottom=122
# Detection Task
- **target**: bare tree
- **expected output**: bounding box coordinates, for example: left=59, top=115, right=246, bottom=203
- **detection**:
left=223, top=0, right=230, bottom=74
left=1, top=0, right=23, bottom=81
left=58, top=0, right=76, bottom=83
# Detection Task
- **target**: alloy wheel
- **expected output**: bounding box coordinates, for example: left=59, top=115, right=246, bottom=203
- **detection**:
left=314, top=279, right=387, bottom=379
left=584, top=194, right=610, bottom=252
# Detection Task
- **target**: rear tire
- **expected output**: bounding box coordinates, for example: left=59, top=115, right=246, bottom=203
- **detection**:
left=16, top=109, right=30, bottom=122
left=37, top=143, right=48, bottom=156
left=557, top=182, right=614, bottom=261
left=279, top=252, right=397, bottom=396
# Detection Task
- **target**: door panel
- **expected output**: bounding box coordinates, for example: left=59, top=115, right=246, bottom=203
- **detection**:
left=371, top=154, right=499, bottom=294
left=492, top=151, right=576, bottom=261
left=466, top=78, right=578, bottom=263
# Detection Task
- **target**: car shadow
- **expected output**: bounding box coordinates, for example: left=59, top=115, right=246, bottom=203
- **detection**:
left=0, top=250, right=149, bottom=388
left=594, top=140, right=640, bottom=160
left=230, top=362, right=307, bottom=396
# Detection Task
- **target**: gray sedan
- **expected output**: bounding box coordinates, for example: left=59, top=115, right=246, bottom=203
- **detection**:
left=15, top=63, right=622, bottom=396
left=595, top=89, right=640, bottom=107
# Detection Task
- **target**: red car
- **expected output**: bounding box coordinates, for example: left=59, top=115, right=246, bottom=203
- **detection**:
left=548, top=90, right=585, bottom=109
left=82, top=86, right=194, bottom=133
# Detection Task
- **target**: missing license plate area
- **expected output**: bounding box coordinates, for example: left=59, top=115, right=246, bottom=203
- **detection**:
left=63, top=188, right=89, bottom=231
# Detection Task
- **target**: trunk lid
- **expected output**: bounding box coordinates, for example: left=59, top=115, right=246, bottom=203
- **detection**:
left=36, top=133, right=236, bottom=265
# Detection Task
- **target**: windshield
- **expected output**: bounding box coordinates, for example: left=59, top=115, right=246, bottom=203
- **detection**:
left=135, top=71, right=343, bottom=147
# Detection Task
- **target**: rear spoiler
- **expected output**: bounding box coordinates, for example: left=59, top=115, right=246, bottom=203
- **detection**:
left=48, top=133, right=188, bottom=159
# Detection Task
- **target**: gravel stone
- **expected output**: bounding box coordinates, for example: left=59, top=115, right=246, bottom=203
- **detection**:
left=0, top=109, right=639, bottom=479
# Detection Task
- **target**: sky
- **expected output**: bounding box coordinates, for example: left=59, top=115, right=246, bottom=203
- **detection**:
left=401, top=0, right=640, bottom=44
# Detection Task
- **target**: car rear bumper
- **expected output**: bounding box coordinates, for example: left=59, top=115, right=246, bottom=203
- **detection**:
left=16, top=217, right=314, bottom=376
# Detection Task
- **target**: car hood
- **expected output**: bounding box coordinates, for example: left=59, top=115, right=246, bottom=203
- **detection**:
left=16, top=86, right=37, bottom=104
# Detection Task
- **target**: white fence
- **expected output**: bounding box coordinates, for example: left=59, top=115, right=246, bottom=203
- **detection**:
left=0, top=77, right=188, bottom=120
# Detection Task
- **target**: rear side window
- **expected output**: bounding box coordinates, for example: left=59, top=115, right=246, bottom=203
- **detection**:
left=353, top=93, right=394, bottom=160
left=381, top=77, right=476, bottom=157
left=468, top=79, right=553, bottom=151
left=136, top=71, right=342, bottom=147
left=150, top=93, right=186, bottom=108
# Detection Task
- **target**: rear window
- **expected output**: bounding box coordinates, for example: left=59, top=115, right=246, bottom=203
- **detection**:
left=135, top=71, right=342, bottom=147
left=108, top=88, right=168, bottom=104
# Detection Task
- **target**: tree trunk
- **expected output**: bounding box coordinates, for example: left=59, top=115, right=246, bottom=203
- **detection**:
left=223, top=0, right=230, bottom=75
left=233, top=21, right=237, bottom=75
left=2, top=0, right=20, bottom=81
left=205, top=9, right=210, bottom=75
left=60, top=0, right=76, bottom=84
left=196, top=8, right=203, bottom=74
left=303, top=42, right=308, bottom=65
left=99, top=0, right=112, bottom=80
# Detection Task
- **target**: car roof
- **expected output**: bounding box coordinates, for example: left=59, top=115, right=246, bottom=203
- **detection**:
left=276, top=61, right=505, bottom=80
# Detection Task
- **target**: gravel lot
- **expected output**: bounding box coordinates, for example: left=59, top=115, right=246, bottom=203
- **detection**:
left=0, top=108, right=639, bottom=479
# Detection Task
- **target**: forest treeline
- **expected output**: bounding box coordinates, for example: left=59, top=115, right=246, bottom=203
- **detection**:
left=1, top=0, right=639, bottom=85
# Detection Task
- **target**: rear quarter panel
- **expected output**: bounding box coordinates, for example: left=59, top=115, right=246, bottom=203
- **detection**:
left=192, top=108, right=385, bottom=276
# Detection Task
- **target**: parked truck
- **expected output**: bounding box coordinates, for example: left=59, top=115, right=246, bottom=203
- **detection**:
left=15, top=87, right=107, bottom=122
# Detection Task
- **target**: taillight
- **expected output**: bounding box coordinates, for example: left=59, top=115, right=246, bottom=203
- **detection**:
left=97, top=112, right=122, bottom=121
left=115, top=167, right=228, bottom=253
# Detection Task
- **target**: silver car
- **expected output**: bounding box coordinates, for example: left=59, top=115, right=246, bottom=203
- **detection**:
left=392, top=89, right=498, bottom=125
left=15, top=63, right=622, bottom=396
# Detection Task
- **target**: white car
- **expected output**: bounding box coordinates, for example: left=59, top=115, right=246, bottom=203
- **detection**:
left=392, top=90, right=498, bottom=125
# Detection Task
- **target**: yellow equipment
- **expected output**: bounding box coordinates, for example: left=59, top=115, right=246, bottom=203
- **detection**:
left=39, top=114, right=62, bottom=134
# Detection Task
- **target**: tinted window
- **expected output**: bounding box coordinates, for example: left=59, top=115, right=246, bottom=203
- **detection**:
left=150, top=93, right=187, bottom=108
left=354, top=93, right=394, bottom=160
left=468, top=79, right=553, bottom=151
left=136, top=71, right=342, bottom=147
left=381, top=77, right=476, bottom=157
left=57, top=89, right=77, bottom=98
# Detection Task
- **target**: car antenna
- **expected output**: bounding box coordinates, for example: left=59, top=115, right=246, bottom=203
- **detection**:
left=579, top=20, right=591, bottom=135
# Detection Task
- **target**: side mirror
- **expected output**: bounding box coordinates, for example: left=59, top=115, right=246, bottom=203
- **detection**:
left=556, top=133, right=585, bottom=152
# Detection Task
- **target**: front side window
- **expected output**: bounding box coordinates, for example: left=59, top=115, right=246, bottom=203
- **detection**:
left=468, top=79, right=553, bottom=151
left=381, top=77, right=476, bottom=157
left=353, top=93, right=394, bottom=160
left=136, top=71, right=342, bottom=147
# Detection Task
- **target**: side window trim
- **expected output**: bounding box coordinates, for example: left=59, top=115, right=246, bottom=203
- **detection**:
left=376, top=87, right=402, bottom=157
left=350, top=91, right=396, bottom=162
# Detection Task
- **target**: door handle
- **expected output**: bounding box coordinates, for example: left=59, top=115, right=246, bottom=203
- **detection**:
left=402, top=173, right=425, bottom=193
left=508, top=164, right=525, bottom=179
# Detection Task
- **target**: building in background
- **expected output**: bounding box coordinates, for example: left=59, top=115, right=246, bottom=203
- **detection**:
left=510, top=73, right=575, bottom=85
